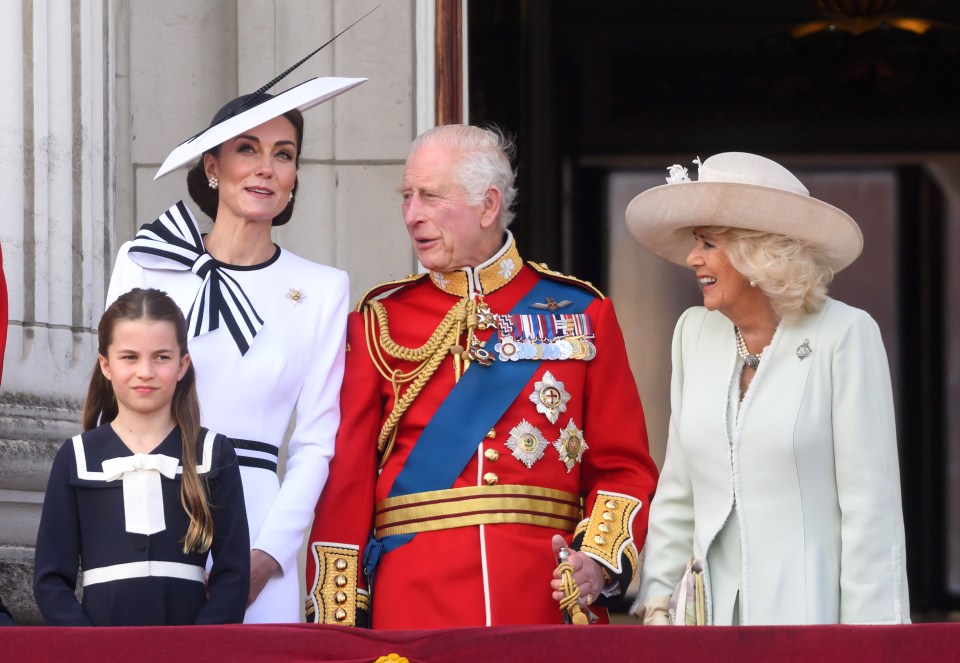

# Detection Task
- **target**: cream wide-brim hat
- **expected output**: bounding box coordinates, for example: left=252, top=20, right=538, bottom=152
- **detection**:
left=624, top=152, right=863, bottom=272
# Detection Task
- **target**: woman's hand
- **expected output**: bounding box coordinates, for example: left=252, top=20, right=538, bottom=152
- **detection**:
left=248, top=549, right=282, bottom=606
left=549, top=534, right=606, bottom=606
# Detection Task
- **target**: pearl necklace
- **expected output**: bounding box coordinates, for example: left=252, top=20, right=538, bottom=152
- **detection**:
left=734, top=327, right=761, bottom=369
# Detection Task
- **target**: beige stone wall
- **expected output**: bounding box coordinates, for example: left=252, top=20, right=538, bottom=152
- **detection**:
left=1, top=0, right=428, bottom=624
left=117, top=0, right=421, bottom=306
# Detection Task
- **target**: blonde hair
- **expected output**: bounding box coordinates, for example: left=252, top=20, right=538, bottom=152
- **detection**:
left=85, top=288, right=214, bottom=553
left=710, top=227, right=834, bottom=322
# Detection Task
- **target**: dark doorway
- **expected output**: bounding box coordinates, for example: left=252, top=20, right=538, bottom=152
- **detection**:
left=469, top=0, right=960, bottom=618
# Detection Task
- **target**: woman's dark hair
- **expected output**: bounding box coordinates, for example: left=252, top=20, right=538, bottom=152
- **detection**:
left=187, top=105, right=305, bottom=227
left=84, top=288, right=214, bottom=553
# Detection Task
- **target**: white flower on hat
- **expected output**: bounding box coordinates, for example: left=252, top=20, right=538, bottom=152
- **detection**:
left=665, top=164, right=690, bottom=184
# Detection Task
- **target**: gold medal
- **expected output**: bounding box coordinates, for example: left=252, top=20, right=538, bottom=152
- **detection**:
left=566, top=337, right=584, bottom=360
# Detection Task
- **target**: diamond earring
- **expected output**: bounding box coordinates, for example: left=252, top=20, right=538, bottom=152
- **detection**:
left=208, top=176, right=218, bottom=190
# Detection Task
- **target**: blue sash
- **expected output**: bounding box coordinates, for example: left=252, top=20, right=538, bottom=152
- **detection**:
left=363, top=277, right=595, bottom=579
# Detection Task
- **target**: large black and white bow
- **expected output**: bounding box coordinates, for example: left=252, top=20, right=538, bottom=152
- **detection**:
left=128, top=201, right=264, bottom=355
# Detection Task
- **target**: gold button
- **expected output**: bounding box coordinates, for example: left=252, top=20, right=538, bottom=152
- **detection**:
left=594, top=534, right=607, bottom=546
left=334, top=608, right=347, bottom=621
left=484, top=448, right=500, bottom=462
left=605, top=499, right=618, bottom=510
left=486, top=428, right=496, bottom=439
left=334, top=591, right=348, bottom=605
left=334, top=558, right=348, bottom=571
left=334, top=574, right=348, bottom=588
left=598, top=523, right=610, bottom=533
left=483, top=472, right=499, bottom=485
left=602, top=511, right=614, bottom=522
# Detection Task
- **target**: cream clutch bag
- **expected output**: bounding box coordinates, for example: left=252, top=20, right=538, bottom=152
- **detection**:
left=668, top=558, right=707, bottom=625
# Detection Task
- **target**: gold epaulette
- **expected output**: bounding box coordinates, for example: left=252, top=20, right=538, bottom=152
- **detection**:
left=354, top=273, right=430, bottom=313
left=526, top=261, right=605, bottom=299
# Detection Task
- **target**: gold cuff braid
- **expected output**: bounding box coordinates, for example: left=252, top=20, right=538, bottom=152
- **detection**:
left=579, top=491, right=642, bottom=575
left=308, top=543, right=360, bottom=625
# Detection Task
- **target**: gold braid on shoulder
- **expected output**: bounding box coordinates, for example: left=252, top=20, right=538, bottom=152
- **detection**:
left=364, top=295, right=482, bottom=467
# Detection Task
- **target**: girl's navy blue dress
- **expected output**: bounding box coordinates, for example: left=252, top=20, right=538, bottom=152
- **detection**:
left=33, top=423, right=250, bottom=625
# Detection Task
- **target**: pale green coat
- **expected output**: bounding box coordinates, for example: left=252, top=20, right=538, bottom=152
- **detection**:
left=637, top=300, right=910, bottom=624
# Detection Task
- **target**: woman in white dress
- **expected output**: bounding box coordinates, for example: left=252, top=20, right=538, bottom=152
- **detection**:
left=624, top=153, right=910, bottom=625
left=106, top=77, right=364, bottom=622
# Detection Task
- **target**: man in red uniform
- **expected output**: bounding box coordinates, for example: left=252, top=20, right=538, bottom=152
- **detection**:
left=306, top=124, right=658, bottom=628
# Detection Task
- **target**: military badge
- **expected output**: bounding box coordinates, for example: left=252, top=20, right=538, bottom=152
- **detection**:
left=530, top=296, right=572, bottom=312
left=506, top=420, right=550, bottom=468
left=431, top=272, right=450, bottom=290
left=555, top=419, right=588, bottom=473
left=495, top=336, right=521, bottom=362
left=498, top=257, right=517, bottom=279
left=467, top=339, right=494, bottom=366
left=529, top=371, right=571, bottom=425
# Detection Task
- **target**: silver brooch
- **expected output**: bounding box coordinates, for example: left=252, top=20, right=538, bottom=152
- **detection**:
left=285, top=288, right=305, bottom=305
left=506, top=420, right=549, bottom=469
left=796, top=338, right=812, bottom=361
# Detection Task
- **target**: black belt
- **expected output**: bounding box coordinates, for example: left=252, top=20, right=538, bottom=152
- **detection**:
left=229, top=438, right=280, bottom=473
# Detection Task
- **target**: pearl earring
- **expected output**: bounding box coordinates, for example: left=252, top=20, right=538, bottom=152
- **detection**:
left=208, top=176, right=219, bottom=190
left=749, top=280, right=757, bottom=287
left=288, top=192, right=294, bottom=203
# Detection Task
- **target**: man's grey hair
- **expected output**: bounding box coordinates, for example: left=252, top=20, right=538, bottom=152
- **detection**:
left=409, top=124, right=518, bottom=229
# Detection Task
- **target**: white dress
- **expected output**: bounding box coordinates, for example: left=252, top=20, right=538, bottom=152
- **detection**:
left=107, top=203, right=348, bottom=623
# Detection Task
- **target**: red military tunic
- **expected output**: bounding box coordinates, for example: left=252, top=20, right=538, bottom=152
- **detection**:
left=306, top=235, right=658, bottom=628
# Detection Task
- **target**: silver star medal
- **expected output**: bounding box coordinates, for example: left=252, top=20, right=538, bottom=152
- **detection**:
left=555, top=419, right=588, bottom=473
left=506, top=420, right=550, bottom=468
left=528, top=371, right=571, bottom=425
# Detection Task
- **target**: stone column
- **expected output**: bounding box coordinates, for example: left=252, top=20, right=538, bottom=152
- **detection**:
left=0, top=0, right=114, bottom=624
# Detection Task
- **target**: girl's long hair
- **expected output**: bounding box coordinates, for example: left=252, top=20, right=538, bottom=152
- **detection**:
left=83, top=288, right=213, bottom=553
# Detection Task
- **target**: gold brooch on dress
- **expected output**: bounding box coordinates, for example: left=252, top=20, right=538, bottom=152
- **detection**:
left=286, top=288, right=306, bottom=305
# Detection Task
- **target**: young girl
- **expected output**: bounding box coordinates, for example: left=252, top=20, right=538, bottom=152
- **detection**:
left=33, top=288, right=250, bottom=625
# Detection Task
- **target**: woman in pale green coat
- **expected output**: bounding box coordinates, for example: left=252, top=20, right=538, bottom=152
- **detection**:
left=624, top=153, right=909, bottom=625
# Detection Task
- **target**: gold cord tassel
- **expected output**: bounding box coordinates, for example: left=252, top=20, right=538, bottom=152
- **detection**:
left=364, top=296, right=474, bottom=466
left=557, top=559, right=590, bottom=625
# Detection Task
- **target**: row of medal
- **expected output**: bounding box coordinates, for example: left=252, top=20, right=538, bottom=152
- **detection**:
left=491, top=313, right=596, bottom=363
